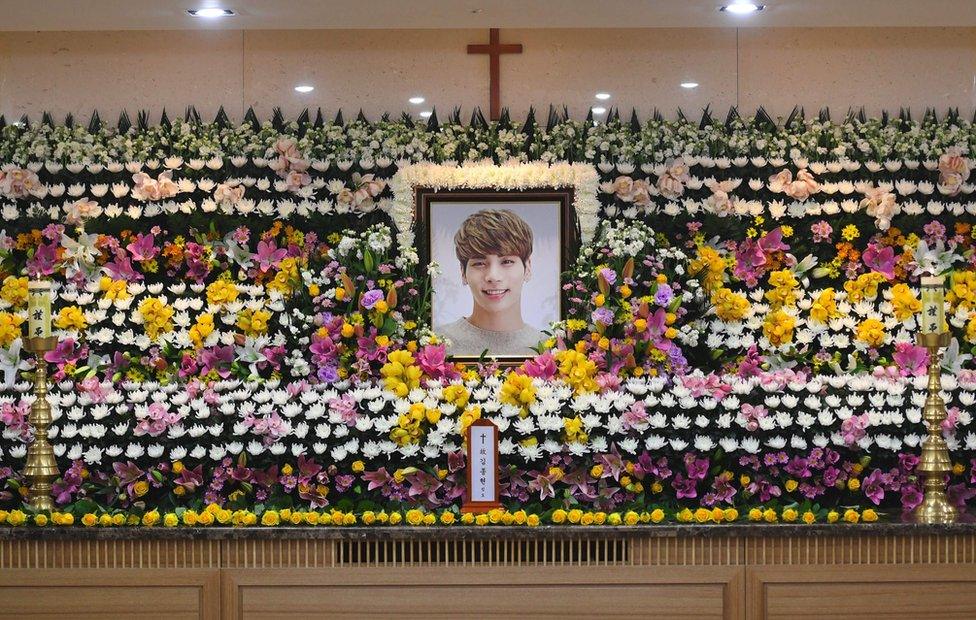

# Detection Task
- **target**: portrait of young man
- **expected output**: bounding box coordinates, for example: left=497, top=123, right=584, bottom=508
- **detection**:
left=427, top=200, right=564, bottom=360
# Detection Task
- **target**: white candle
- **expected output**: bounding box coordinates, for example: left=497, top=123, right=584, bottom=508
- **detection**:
left=27, top=280, right=51, bottom=339
left=920, top=275, right=945, bottom=335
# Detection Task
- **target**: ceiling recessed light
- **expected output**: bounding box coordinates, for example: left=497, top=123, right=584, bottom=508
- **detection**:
left=186, top=8, right=235, bottom=17
left=591, top=107, right=607, bottom=115
left=294, top=85, right=314, bottom=93
left=720, top=2, right=765, bottom=14
left=409, top=96, right=425, bottom=105
left=595, top=93, right=611, bottom=100
left=680, top=82, right=699, bottom=89
left=419, top=111, right=433, bottom=119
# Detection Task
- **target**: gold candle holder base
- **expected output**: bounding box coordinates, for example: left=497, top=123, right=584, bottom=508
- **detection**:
left=22, top=336, right=59, bottom=513
left=912, top=331, right=957, bottom=524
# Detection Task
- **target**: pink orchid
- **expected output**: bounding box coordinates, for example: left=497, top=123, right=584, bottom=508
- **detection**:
left=131, top=171, right=178, bottom=202
left=254, top=239, right=287, bottom=273
left=938, top=148, right=970, bottom=195
left=892, top=342, right=929, bottom=376
left=134, top=402, right=184, bottom=437
left=841, top=413, right=870, bottom=447
left=26, top=242, right=58, bottom=277
left=741, top=403, right=768, bottom=431
left=103, top=253, right=142, bottom=281
left=621, top=402, right=648, bottom=430
left=862, top=243, right=896, bottom=279
left=942, top=407, right=961, bottom=433
left=328, top=393, right=359, bottom=427
left=126, top=232, right=159, bottom=262
left=416, top=343, right=460, bottom=381
left=522, top=352, right=558, bottom=379
left=0, top=167, right=40, bottom=199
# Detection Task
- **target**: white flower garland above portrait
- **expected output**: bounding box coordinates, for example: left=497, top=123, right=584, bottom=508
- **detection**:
left=381, top=160, right=601, bottom=256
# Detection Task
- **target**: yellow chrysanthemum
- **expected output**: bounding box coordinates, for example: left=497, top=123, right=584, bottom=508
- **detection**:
left=189, top=313, right=215, bottom=349
left=890, top=283, right=921, bottom=321
left=765, top=269, right=798, bottom=309
left=0, top=312, right=23, bottom=346
left=856, top=318, right=886, bottom=348
left=0, top=276, right=28, bottom=307
left=711, top=287, right=750, bottom=322
left=206, top=279, right=239, bottom=306
left=99, top=276, right=129, bottom=302
left=500, top=372, right=536, bottom=411
left=688, top=245, right=726, bottom=292
left=763, top=309, right=796, bottom=347
left=554, top=349, right=598, bottom=394
left=380, top=350, right=422, bottom=397
left=55, top=305, right=87, bottom=332
left=809, top=288, right=837, bottom=324
left=137, top=297, right=174, bottom=340
left=237, top=308, right=272, bottom=336
left=948, top=270, right=976, bottom=311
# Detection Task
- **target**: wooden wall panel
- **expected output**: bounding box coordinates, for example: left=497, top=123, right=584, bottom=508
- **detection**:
left=0, top=534, right=974, bottom=618
left=223, top=566, right=745, bottom=620
left=747, top=565, right=976, bottom=620
left=0, top=569, right=220, bottom=620
left=744, top=534, right=976, bottom=566
left=0, top=538, right=221, bottom=569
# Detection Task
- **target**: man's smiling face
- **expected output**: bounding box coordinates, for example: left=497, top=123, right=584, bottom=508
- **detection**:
left=462, top=254, right=530, bottom=315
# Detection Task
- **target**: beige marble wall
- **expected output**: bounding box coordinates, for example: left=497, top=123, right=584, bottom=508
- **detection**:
left=0, top=30, right=245, bottom=122
left=0, top=27, right=973, bottom=125
left=738, top=27, right=976, bottom=117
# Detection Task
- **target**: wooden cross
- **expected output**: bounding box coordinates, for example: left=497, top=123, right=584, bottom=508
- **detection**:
left=467, top=28, right=523, bottom=121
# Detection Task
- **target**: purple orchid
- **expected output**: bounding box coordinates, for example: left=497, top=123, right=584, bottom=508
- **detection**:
left=671, top=473, right=698, bottom=499
left=199, top=345, right=235, bottom=378
left=26, top=242, right=58, bottom=277
left=862, top=468, right=886, bottom=505
left=174, top=464, right=205, bottom=492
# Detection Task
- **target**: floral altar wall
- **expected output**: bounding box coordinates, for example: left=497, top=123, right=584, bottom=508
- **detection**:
left=0, top=105, right=975, bottom=527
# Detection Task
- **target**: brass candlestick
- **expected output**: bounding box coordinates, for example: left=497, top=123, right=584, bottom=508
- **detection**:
left=913, top=330, right=957, bottom=524
left=22, top=335, right=59, bottom=512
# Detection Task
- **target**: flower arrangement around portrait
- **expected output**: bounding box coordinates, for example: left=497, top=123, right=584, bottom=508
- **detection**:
left=2, top=107, right=976, bottom=524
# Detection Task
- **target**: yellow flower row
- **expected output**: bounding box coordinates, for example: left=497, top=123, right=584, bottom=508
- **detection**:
left=0, top=506, right=881, bottom=527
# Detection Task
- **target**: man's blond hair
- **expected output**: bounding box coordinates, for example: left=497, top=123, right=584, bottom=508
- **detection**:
left=453, top=209, right=533, bottom=271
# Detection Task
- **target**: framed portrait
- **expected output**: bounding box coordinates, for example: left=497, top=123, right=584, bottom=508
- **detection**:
left=415, top=188, right=578, bottom=363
